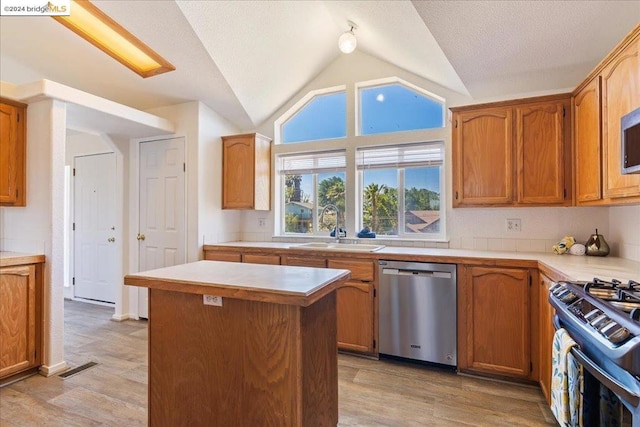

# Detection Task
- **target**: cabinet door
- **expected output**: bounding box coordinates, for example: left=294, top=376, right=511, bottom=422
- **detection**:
left=283, top=256, right=326, bottom=268
left=602, top=39, right=640, bottom=198
left=0, top=102, right=26, bottom=206
left=574, top=78, right=603, bottom=203
left=453, top=108, right=513, bottom=206
left=204, top=251, right=242, bottom=262
left=462, top=266, right=530, bottom=378
left=516, top=100, right=566, bottom=204
left=336, top=281, right=375, bottom=353
left=539, top=273, right=556, bottom=405
left=242, top=254, right=280, bottom=265
left=0, top=265, right=37, bottom=378
left=222, top=135, right=256, bottom=209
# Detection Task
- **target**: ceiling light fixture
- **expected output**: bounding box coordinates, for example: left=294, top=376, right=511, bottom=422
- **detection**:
left=338, top=21, right=358, bottom=54
left=53, top=0, right=175, bottom=78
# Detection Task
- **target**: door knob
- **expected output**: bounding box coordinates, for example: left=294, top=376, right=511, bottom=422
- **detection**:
left=107, top=237, right=115, bottom=243
left=137, top=233, right=146, bottom=241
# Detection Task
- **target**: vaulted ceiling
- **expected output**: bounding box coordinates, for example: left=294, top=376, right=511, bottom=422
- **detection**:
left=1, top=1, right=638, bottom=130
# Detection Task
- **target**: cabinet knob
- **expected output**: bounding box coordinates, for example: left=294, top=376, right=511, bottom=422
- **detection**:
left=107, top=237, right=115, bottom=243
left=137, top=233, right=146, bottom=241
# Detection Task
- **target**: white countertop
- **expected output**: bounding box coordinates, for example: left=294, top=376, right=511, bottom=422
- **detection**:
left=0, top=251, right=46, bottom=267
left=207, top=242, right=640, bottom=283
left=125, top=260, right=350, bottom=300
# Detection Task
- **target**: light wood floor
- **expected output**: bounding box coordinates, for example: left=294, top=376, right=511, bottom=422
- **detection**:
left=1, top=300, right=556, bottom=426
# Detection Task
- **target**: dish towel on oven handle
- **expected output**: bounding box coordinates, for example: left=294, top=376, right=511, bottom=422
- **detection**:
left=551, top=328, right=582, bottom=426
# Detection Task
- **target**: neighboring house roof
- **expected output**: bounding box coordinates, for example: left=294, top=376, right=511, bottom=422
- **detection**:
left=405, top=210, right=440, bottom=233
left=286, top=201, right=313, bottom=210
left=406, top=210, right=440, bottom=225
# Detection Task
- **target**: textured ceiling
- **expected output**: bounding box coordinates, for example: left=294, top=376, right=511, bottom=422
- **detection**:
left=413, top=0, right=640, bottom=99
left=1, top=1, right=638, bottom=130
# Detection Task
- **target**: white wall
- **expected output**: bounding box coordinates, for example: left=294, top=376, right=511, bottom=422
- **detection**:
left=0, top=99, right=68, bottom=375
left=197, top=103, right=242, bottom=246
left=609, top=205, right=640, bottom=262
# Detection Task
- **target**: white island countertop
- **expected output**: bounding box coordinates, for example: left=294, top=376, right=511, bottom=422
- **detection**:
left=124, top=260, right=350, bottom=307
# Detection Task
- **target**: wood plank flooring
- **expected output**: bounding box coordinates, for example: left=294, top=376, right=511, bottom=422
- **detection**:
left=1, top=300, right=557, bottom=426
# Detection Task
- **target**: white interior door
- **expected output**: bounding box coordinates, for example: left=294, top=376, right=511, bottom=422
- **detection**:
left=138, top=138, right=186, bottom=318
left=73, top=153, right=117, bottom=303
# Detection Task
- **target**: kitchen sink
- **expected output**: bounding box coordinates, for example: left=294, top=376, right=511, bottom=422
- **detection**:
left=294, top=242, right=385, bottom=252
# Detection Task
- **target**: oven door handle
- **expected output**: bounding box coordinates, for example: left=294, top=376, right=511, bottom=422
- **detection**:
left=570, top=347, right=640, bottom=407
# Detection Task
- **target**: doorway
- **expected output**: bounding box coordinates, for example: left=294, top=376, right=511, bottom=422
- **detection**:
left=72, top=152, right=117, bottom=304
left=137, top=137, right=186, bottom=318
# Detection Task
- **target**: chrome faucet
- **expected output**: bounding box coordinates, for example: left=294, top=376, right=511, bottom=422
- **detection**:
left=320, top=203, right=344, bottom=243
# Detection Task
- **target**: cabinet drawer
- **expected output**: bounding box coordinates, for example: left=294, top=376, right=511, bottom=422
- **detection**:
left=327, top=260, right=374, bottom=282
left=204, top=252, right=241, bottom=263
left=242, top=254, right=280, bottom=265
left=283, top=256, right=326, bottom=268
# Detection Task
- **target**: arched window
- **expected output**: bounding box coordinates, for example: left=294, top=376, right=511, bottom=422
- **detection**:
left=280, top=90, right=346, bottom=144
left=358, top=79, right=445, bottom=136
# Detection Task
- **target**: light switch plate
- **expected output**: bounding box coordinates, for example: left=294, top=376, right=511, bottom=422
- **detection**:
left=203, top=295, right=223, bottom=306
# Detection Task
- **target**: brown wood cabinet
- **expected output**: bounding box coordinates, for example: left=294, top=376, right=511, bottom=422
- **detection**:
left=452, top=107, right=513, bottom=205
left=538, top=273, right=556, bottom=405
left=458, top=265, right=532, bottom=379
left=242, top=253, right=280, bottom=265
left=574, top=77, right=602, bottom=204
left=328, top=259, right=376, bottom=354
left=602, top=35, right=640, bottom=199
left=452, top=95, right=571, bottom=207
left=222, top=133, right=271, bottom=210
left=516, top=101, right=567, bottom=204
left=0, top=261, right=42, bottom=385
left=573, top=24, right=640, bottom=205
left=204, top=251, right=241, bottom=263
left=0, top=98, right=27, bottom=207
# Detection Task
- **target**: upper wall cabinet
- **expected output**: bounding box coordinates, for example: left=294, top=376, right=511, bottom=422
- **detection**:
left=451, top=95, right=571, bottom=207
left=222, top=133, right=272, bottom=210
left=0, top=98, right=27, bottom=207
left=574, top=25, right=640, bottom=205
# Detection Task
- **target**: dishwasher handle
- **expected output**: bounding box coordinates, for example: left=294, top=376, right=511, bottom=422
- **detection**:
left=381, top=268, right=452, bottom=279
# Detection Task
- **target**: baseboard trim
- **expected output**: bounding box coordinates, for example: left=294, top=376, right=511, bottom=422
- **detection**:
left=111, top=313, right=133, bottom=321
left=40, top=361, right=68, bottom=377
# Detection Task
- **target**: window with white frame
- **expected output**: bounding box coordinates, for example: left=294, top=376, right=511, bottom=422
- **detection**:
left=281, top=91, right=346, bottom=144
left=357, top=142, right=444, bottom=238
left=358, top=80, right=445, bottom=136
left=278, top=151, right=346, bottom=235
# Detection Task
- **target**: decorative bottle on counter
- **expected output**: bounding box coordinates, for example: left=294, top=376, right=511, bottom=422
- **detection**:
left=585, top=229, right=610, bottom=257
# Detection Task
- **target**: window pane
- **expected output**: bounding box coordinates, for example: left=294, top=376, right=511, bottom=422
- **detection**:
left=404, top=167, right=441, bottom=234
left=360, top=84, right=444, bottom=135
left=284, top=174, right=314, bottom=233
left=362, top=169, right=398, bottom=235
left=282, top=92, right=346, bottom=143
left=317, top=173, right=346, bottom=233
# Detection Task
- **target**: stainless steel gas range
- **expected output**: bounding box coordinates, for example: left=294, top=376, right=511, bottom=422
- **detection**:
left=550, top=278, right=640, bottom=426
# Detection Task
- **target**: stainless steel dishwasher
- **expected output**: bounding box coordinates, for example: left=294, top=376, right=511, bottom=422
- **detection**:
left=378, top=260, right=457, bottom=366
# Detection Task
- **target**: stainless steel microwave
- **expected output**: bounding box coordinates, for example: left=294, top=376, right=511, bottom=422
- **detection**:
left=622, top=107, right=640, bottom=174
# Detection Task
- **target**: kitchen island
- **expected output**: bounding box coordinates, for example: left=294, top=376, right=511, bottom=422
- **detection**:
left=124, top=260, right=350, bottom=427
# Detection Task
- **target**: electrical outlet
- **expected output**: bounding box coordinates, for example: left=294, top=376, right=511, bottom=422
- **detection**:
left=258, top=218, right=266, bottom=228
left=203, top=295, right=223, bottom=306
left=506, top=218, right=521, bottom=232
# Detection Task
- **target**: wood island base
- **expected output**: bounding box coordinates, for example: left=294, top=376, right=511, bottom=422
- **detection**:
left=148, top=288, right=338, bottom=427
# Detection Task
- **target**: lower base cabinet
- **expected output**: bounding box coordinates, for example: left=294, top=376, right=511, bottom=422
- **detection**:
left=0, top=261, right=43, bottom=384
left=336, top=281, right=375, bottom=353
left=458, top=265, right=533, bottom=379
left=539, top=273, right=557, bottom=404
